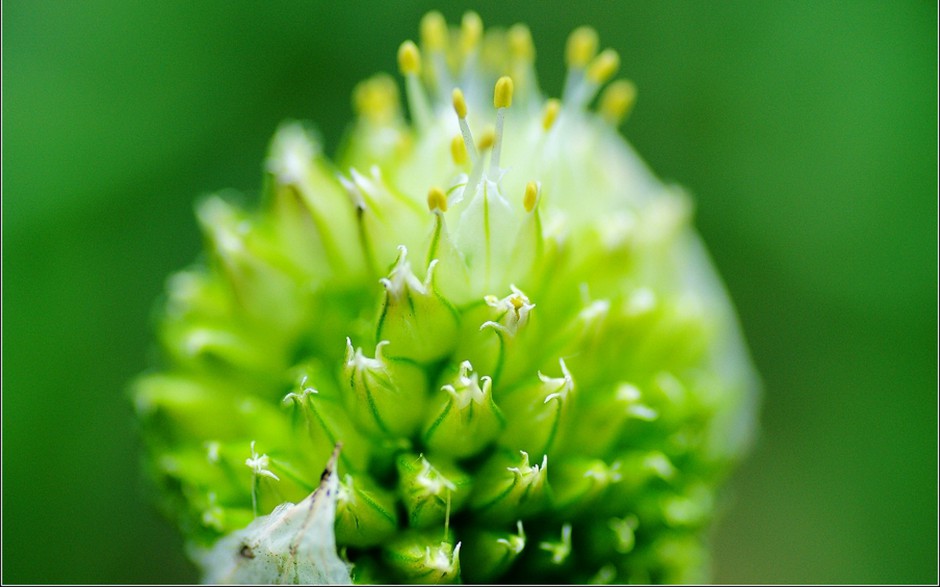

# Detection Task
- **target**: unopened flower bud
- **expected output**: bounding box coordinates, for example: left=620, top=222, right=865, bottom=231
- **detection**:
left=421, top=361, right=505, bottom=458
left=460, top=521, right=526, bottom=583
left=342, top=337, right=428, bottom=438
left=383, top=531, right=462, bottom=584
left=396, top=453, right=472, bottom=529
left=376, top=246, right=459, bottom=363
left=469, top=450, right=549, bottom=525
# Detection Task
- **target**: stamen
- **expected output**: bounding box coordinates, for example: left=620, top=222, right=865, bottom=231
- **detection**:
left=562, top=26, right=620, bottom=108
left=452, top=88, right=479, bottom=164
left=454, top=87, right=487, bottom=198
left=566, top=26, right=599, bottom=69
left=586, top=49, right=620, bottom=85
left=599, top=79, right=637, bottom=126
left=542, top=98, right=561, bottom=131
left=420, top=11, right=452, bottom=95
left=523, top=181, right=540, bottom=213
left=565, top=44, right=620, bottom=108
left=508, top=24, right=535, bottom=61
left=420, top=11, right=447, bottom=51
left=452, top=87, right=468, bottom=118
left=398, top=40, right=421, bottom=75
left=338, top=175, right=379, bottom=277
left=451, top=134, right=469, bottom=166
left=562, top=26, right=598, bottom=103
left=460, top=11, right=483, bottom=56
left=491, top=76, right=514, bottom=170
left=477, top=126, right=496, bottom=152
left=507, top=181, right=544, bottom=285
left=494, top=75, right=514, bottom=109
left=507, top=23, right=537, bottom=104
left=398, top=40, right=431, bottom=129
left=352, top=74, right=400, bottom=124
left=567, top=46, right=622, bottom=108
left=427, top=186, right=448, bottom=213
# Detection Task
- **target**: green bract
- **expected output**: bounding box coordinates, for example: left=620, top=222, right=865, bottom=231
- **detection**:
left=134, top=11, right=759, bottom=584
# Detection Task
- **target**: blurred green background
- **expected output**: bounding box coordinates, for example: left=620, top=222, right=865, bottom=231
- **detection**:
left=3, top=0, right=936, bottom=583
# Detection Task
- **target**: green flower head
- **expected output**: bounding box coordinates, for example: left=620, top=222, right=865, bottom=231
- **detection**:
left=134, top=11, right=759, bottom=584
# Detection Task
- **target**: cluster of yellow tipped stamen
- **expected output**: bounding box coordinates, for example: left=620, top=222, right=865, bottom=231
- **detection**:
left=387, top=12, right=635, bottom=146
left=380, top=14, right=642, bottom=266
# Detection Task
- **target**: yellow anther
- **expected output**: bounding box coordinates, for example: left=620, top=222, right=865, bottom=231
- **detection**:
left=398, top=40, right=422, bottom=75
left=481, top=31, right=509, bottom=70
left=523, top=181, right=539, bottom=212
left=542, top=98, right=561, bottom=131
left=461, top=11, right=483, bottom=53
left=352, top=74, right=400, bottom=122
left=477, top=126, right=496, bottom=151
left=452, top=88, right=468, bottom=119
left=421, top=11, right=448, bottom=51
left=450, top=134, right=468, bottom=166
left=599, top=79, right=637, bottom=125
left=494, top=76, right=514, bottom=109
left=508, top=24, right=535, bottom=60
left=427, top=187, right=448, bottom=212
left=587, top=49, right=620, bottom=84
left=566, top=26, right=599, bottom=68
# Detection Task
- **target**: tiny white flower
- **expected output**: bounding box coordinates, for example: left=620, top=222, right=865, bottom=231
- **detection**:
left=245, top=441, right=280, bottom=481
